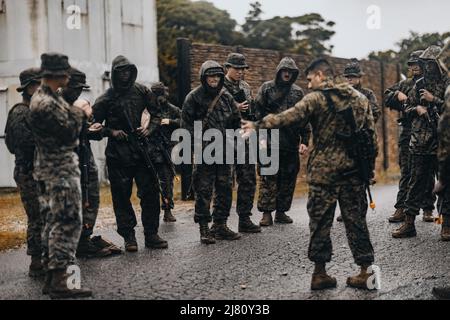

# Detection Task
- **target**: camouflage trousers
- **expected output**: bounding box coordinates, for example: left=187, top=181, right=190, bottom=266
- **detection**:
left=257, top=151, right=300, bottom=213
left=38, top=177, right=82, bottom=271
left=404, top=154, right=437, bottom=216
left=235, top=162, right=256, bottom=218
left=395, top=142, right=412, bottom=209
left=193, top=164, right=233, bottom=224
left=80, top=152, right=100, bottom=238
left=307, top=183, right=375, bottom=266
left=155, top=162, right=175, bottom=211
left=107, top=163, right=161, bottom=238
left=14, top=165, right=43, bottom=257
left=437, top=185, right=450, bottom=217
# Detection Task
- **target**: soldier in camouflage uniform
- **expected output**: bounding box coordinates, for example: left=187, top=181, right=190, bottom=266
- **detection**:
left=243, top=58, right=377, bottom=290
left=432, top=85, right=450, bottom=300
left=147, top=82, right=181, bottom=223
left=384, top=51, right=428, bottom=223
left=255, top=57, right=311, bottom=227
left=92, top=56, right=167, bottom=251
left=343, top=59, right=381, bottom=123
left=182, top=60, right=242, bottom=244
left=4, top=68, right=43, bottom=278
left=61, top=67, right=121, bottom=258
left=223, top=53, right=261, bottom=233
left=29, top=53, right=92, bottom=299
left=393, top=46, right=450, bottom=238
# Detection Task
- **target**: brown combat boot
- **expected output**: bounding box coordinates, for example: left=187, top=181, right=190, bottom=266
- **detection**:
left=311, top=263, right=337, bottom=291
left=260, top=212, right=273, bottom=227
left=441, top=216, right=450, bottom=242
left=388, top=208, right=406, bottom=223
left=145, top=234, right=168, bottom=249
left=275, top=212, right=294, bottom=224
left=49, top=268, right=92, bottom=299
left=346, top=266, right=377, bottom=290
left=239, top=216, right=262, bottom=233
left=29, top=255, right=45, bottom=278
left=392, top=215, right=417, bottom=238
left=124, top=233, right=138, bottom=252
left=163, top=209, right=177, bottom=223
left=211, top=223, right=241, bottom=241
left=423, top=210, right=435, bottom=223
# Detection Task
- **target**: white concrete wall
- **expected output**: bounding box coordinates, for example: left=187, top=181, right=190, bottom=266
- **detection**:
left=0, top=0, right=159, bottom=187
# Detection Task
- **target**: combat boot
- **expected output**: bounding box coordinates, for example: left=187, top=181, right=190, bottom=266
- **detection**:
left=211, top=222, right=241, bottom=241
left=76, top=235, right=115, bottom=258
left=29, top=255, right=45, bottom=278
left=239, top=216, right=262, bottom=233
left=346, top=266, right=376, bottom=290
left=199, top=223, right=216, bottom=245
left=124, top=233, right=138, bottom=252
left=275, top=212, right=293, bottom=224
left=145, top=234, right=168, bottom=249
left=49, top=268, right=92, bottom=299
left=423, top=210, right=435, bottom=223
left=389, top=208, right=406, bottom=223
left=432, top=287, right=450, bottom=300
left=260, top=212, right=273, bottom=227
left=336, top=215, right=343, bottom=222
left=392, top=215, right=417, bottom=238
left=441, top=216, right=450, bottom=242
left=163, top=209, right=177, bottom=223
left=311, top=263, right=337, bottom=290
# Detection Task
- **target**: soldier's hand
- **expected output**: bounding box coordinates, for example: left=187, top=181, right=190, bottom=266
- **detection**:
left=237, top=101, right=249, bottom=112
left=161, top=119, right=170, bottom=126
left=434, top=180, right=445, bottom=196
left=74, top=99, right=92, bottom=118
left=241, top=120, right=256, bottom=139
left=420, top=89, right=435, bottom=102
left=137, top=127, right=150, bottom=138
left=111, top=130, right=128, bottom=141
left=88, top=123, right=103, bottom=133
left=397, top=91, right=408, bottom=102
left=299, top=144, right=309, bottom=156
left=416, top=106, right=428, bottom=116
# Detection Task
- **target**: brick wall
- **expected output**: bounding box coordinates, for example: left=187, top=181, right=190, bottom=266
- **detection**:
left=180, top=41, right=403, bottom=180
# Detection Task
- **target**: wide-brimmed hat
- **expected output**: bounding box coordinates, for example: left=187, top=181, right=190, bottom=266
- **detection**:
left=40, top=53, right=71, bottom=77
left=16, top=68, right=42, bottom=92
left=67, top=67, right=90, bottom=89
left=407, top=50, right=424, bottom=66
left=343, top=59, right=365, bottom=77
left=224, top=53, right=249, bottom=69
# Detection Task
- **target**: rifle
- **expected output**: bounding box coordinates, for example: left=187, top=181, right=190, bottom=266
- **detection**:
left=151, top=129, right=180, bottom=182
left=415, top=77, right=440, bottom=129
left=79, top=123, right=90, bottom=209
left=234, top=89, right=256, bottom=121
left=122, top=109, right=170, bottom=206
left=337, top=107, right=376, bottom=210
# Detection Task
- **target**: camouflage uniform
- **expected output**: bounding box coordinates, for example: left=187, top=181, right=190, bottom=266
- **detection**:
left=181, top=61, right=241, bottom=225
left=344, top=60, right=381, bottom=123
left=223, top=54, right=257, bottom=219
left=4, top=68, right=43, bottom=258
left=403, top=48, right=450, bottom=219
left=255, top=57, right=311, bottom=214
left=255, top=77, right=376, bottom=266
left=147, top=83, right=181, bottom=211
left=437, top=86, right=450, bottom=220
left=29, top=54, right=85, bottom=271
left=92, top=56, right=161, bottom=242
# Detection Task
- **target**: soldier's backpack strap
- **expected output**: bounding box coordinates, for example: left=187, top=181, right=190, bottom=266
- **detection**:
left=203, top=89, right=225, bottom=128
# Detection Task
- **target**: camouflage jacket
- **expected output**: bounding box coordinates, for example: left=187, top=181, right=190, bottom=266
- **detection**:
left=405, top=75, right=450, bottom=155
left=255, top=57, right=311, bottom=152
left=256, top=79, right=377, bottom=186
left=4, top=101, right=35, bottom=168
left=354, top=84, right=380, bottom=123
left=384, top=77, right=418, bottom=145
left=223, top=76, right=254, bottom=121
left=181, top=61, right=241, bottom=144
left=438, top=86, right=450, bottom=183
left=148, top=102, right=181, bottom=163
left=92, top=56, right=159, bottom=167
left=29, top=85, right=85, bottom=181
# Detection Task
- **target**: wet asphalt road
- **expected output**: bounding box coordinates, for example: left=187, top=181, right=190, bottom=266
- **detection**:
left=0, top=184, right=448, bottom=300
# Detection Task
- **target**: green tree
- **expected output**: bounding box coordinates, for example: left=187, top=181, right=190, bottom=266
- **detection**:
left=369, top=31, right=450, bottom=74
left=157, top=0, right=241, bottom=104
left=241, top=2, right=335, bottom=56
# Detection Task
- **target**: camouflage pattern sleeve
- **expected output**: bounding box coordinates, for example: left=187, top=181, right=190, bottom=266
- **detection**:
left=367, top=89, right=381, bottom=123
left=168, top=103, right=182, bottom=128
left=254, top=84, right=268, bottom=121
left=438, top=86, right=450, bottom=183
left=92, top=96, right=113, bottom=138
left=181, top=92, right=197, bottom=136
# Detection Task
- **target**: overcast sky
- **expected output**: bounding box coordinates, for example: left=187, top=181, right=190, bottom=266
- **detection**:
left=199, top=0, right=450, bottom=59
